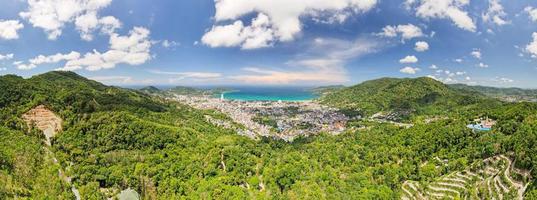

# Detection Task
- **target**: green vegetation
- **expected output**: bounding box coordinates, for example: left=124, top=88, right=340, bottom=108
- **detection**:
left=320, top=77, right=492, bottom=117
left=1, top=72, right=537, bottom=199
left=310, top=85, right=345, bottom=96
left=139, top=86, right=161, bottom=94
left=450, top=84, right=537, bottom=102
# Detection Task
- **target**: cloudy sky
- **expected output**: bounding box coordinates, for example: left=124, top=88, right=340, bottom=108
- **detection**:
left=1, top=0, right=537, bottom=87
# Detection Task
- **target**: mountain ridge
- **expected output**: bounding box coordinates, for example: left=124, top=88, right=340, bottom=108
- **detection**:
left=320, top=76, right=489, bottom=117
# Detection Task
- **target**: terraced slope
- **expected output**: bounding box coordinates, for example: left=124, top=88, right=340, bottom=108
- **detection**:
left=401, top=155, right=531, bottom=200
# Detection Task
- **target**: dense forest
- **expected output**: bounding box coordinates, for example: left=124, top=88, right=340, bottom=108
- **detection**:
left=1, top=71, right=537, bottom=199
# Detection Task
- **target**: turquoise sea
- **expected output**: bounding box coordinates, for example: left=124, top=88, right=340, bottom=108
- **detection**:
left=219, top=87, right=318, bottom=101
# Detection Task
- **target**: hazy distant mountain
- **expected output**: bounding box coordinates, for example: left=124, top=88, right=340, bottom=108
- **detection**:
left=139, top=86, right=161, bottom=94
left=450, top=84, right=537, bottom=102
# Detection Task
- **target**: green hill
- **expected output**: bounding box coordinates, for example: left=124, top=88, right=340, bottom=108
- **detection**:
left=2, top=72, right=537, bottom=199
left=320, top=77, right=487, bottom=116
left=450, top=84, right=537, bottom=102
left=139, top=86, right=161, bottom=94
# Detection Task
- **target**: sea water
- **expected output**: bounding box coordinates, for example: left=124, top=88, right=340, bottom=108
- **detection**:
left=220, top=87, right=318, bottom=102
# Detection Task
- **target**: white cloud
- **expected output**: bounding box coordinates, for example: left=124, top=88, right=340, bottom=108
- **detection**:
left=454, top=58, right=463, bottom=63
left=482, top=0, right=509, bottom=26
left=478, top=62, right=489, bottom=68
left=15, top=27, right=152, bottom=71
left=203, top=0, right=378, bottom=49
left=378, top=24, right=424, bottom=41
left=526, top=32, right=537, bottom=58
left=29, top=51, right=81, bottom=65
left=407, top=0, right=476, bottom=32
left=75, top=13, right=121, bottom=41
left=414, top=41, right=429, bottom=52
left=0, top=67, right=6, bottom=71
left=16, top=63, right=37, bottom=70
left=202, top=21, right=245, bottom=48
left=494, top=77, right=514, bottom=83
left=471, top=49, right=482, bottom=59
left=399, top=55, right=418, bottom=64
left=149, top=70, right=222, bottom=82
left=0, top=53, right=14, bottom=61
left=60, top=27, right=152, bottom=71
left=20, top=0, right=115, bottom=40
left=231, top=36, right=382, bottom=84
left=429, top=64, right=438, bottom=69
left=88, top=76, right=155, bottom=85
left=161, top=40, right=179, bottom=48
left=201, top=13, right=277, bottom=49
left=399, top=66, right=420, bottom=74
left=0, top=20, right=24, bottom=40
left=428, top=69, right=473, bottom=84
left=525, top=7, right=537, bottom=22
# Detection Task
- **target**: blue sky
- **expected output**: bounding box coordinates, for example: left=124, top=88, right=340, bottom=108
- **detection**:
left=0, top=0, right=537, bottom=88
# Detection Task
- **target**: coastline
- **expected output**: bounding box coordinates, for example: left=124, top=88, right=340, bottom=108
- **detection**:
left=218, top=88, right=319, bottom=102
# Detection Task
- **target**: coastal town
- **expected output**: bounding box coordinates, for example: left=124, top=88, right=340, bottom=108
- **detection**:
left=169, top=94, right=353, bottom=141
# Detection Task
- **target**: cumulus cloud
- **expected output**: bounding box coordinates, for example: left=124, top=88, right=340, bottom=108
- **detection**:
left=0, top=20, right=24, bottom=40
left=15, top=62, right=37, bottom=70
left=406, top=0, right=476, bottom=32
left=400, top=66, right=420, bottom=74
left=471, top=49, right=482, bottom=59
left=19, top=0, right=117, bottom=40
left=482, top=0, right=509, bottom=26
left=526, top=32, right=537, bottom=58
left=202, top=13, right=275, bottom=49
left=399, top=55, right=418, bottom=64
left=202, top=21, right=246, bottom=48
left=29, top=51, right=81, bottom=65
left=17, top=27, right=152, bottom=71
left=478, top=62, right=489, bottom=68
left=0, top=53, right=14, bottom=61
left=75, top=13, right=121, bottom=41
left=429, top=64, right=438, bottom=69
left=428, top=68, right=473, bottom=84
left=525, top=7, right=537, bottom=22
left=377, top=24, right=424, bottom=41
left=203, top=0, right=378, bottom=49
left=414, top=41, right=429, bottom=52
left=60, top=27, right=152, bottom=71
left=17, top=51, right=80, bottom=71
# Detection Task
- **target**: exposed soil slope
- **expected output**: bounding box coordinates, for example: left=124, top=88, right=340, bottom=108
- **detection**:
left=22, top=105, right=62, bottom=145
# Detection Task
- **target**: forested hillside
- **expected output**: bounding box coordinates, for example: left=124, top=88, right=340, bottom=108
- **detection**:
left=320, top=77, right=494, bottom=117
left=1, top=72, right=537, bottom=199
left=450, top=84, right=537, bottom=102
